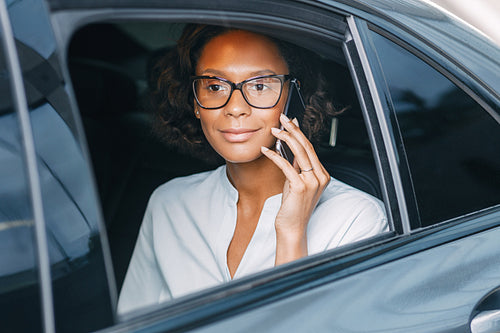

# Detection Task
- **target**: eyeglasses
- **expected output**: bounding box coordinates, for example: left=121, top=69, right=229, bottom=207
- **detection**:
left=192, top=74, right=291, bottom=109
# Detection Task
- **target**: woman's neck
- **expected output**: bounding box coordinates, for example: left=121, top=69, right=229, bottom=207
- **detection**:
left=226, top=154, right=286, bottom=202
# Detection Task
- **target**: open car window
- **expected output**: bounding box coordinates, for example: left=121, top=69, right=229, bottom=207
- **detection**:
left=66, top=16, right=394, bottom=317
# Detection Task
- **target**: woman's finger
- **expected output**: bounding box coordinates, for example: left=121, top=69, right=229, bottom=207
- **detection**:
left=279, top=114, right=330, bottom=180
left=274, top=115, right=325, bottom=177
left=261, top=146, right=303, bottom=184
left=279, top=114, right=321, bottom=167
left=269, top=129, right=324, bottom=197
left=272, top=128, right=314, bottom=182
left=271, top=127, right=314, bottom=175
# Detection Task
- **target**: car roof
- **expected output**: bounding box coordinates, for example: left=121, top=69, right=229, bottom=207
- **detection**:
left=47, top=0, right=500, bottom=97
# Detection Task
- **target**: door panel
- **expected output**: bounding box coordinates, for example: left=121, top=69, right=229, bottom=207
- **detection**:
left=190, top=219, right=500, bottom=332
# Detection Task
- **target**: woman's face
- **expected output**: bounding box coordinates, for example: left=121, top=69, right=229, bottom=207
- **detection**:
left=195, top=30, right=289, bottom=163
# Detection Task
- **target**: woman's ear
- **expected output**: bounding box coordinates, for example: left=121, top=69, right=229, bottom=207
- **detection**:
left=195, top=108, right=201, bottom=119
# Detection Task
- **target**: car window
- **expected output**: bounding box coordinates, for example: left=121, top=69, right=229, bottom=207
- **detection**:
left=0, top=20, right=44, bottom=332
left=370, top=31, right=500, bottom=227
left=67, top=20, right=390, bottom=314
left=5, top=0, right=115, bottom=331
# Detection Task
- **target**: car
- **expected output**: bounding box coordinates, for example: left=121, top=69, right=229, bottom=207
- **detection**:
left=1, top=0, right=499, bottom=332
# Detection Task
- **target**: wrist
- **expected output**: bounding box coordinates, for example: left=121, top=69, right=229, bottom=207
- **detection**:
left=274, top=225, right=308, bottom=265
left=275, top=224, right=307, bottom=243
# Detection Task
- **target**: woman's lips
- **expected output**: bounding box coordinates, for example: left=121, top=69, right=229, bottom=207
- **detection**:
left=220, top=128, right=259, bottom=142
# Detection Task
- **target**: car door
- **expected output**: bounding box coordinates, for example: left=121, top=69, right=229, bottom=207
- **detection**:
left=40, top=0, right=500, bottom=332
left=348, top=12, right=500, bottom=331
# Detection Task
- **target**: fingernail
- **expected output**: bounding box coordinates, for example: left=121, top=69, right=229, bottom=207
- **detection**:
left=261, top=146, right=269, bottom=152
left=280, top=113, right=290, bottom=122
left=271, top=127, right=282, bottom=135
left=292, top=118, right=299, bottom=127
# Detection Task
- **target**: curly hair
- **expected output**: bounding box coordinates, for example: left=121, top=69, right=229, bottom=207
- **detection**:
left=151, top=24, right=339, bottom=164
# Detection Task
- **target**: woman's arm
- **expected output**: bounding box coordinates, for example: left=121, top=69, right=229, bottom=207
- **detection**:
left=261, top=113, right=330, bottom=265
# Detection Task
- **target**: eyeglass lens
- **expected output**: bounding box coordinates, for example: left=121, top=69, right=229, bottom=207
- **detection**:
left=193, top=76, right=283, bottom=109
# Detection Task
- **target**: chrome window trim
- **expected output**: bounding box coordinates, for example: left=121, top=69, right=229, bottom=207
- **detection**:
left=0, top=0, right=55, bottom=332
left=345, top=15, right=411, bottom=234
left=342, top=36, right=401, bottom=233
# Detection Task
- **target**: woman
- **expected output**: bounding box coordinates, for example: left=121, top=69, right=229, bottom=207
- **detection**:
left=118, top=24, right=388, bottom=314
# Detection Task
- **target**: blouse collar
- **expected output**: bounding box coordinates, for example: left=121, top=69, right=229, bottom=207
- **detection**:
left=219, top=164, right=282, bottom=208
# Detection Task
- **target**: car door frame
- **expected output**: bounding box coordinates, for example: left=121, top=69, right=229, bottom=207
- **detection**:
left=47, top=1, right=500, bottom=332
left=48, top=2, right=408, bottom=330
left=346, top=11, right=500, bottom=332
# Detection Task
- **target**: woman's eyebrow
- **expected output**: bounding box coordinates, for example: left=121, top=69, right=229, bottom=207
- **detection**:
left=198, top=68, right=225, bottom=76
left=248, top=70, right=279, bottom=77
left=199, top=68, right=278, bottom=78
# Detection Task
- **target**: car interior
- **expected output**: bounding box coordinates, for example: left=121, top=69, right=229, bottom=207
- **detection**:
left=66, top=21, right=382, bottom=290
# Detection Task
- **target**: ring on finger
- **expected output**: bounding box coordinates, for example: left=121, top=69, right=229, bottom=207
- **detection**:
left=301, top=167, right=314, bottom=173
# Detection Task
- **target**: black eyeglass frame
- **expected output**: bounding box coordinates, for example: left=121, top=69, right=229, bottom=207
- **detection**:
left=192, top=74, right=292, bottom=109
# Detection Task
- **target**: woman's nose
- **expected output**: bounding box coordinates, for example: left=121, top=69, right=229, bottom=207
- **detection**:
left=224, top=89, right=251, bottom=117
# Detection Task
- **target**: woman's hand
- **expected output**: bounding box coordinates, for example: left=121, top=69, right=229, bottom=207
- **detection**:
left=261, top=113, right=331, bottom=265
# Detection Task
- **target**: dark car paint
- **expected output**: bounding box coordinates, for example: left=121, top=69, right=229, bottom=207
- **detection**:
left=2, top=0, right=499, bottom=331
left=44, top=1, right=498, bottom=332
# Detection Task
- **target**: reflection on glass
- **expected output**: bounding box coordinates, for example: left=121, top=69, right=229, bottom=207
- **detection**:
left=6, top=0, right=115, bottom=330
left=0, top=26, right=42, bottom=331
left=372, top=31, right=500, bottom=226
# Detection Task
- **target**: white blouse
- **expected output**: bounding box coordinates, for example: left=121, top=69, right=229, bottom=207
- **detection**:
left=117, top=165, right=388, bottom=315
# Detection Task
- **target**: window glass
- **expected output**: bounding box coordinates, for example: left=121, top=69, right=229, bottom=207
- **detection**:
left=0, top=19, right=42, bottom=332
left=7, top=0, right=114, bottom=331
left=371, top=31, right=500, bottom=226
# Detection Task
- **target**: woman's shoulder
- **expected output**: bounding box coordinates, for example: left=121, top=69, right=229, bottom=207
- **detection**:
left=309, top=177, right=388, bottom=250
left=320, top=177, right=384, bottom=210
left=314, top=176, right=387, bottom=226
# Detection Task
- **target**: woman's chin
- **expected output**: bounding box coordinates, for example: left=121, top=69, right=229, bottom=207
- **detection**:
left=219, top=149, right=268, bottom=164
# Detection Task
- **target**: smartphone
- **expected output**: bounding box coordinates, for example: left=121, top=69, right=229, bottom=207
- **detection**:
left=275, top=78, right=306, bottom=164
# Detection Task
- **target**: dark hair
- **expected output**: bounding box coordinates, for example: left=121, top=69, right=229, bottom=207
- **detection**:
left=151, top=24, right=339, bottom=163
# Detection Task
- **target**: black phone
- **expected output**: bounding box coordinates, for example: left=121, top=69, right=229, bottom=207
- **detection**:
left=275, top=78, right=306, bottom=164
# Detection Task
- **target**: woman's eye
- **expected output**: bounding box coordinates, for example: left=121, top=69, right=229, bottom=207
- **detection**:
left=249, top=82, right=268, bottom=92
left=204, top=81, right=228, bottom=93
left=255, top=83, right=266, bottom=91
left=208, top=84, right=223, bottom=92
